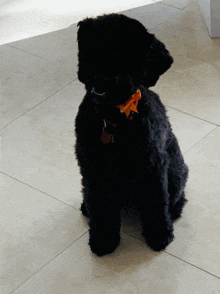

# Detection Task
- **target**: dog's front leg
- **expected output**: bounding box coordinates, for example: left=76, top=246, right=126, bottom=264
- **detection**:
left=84, top=185, right=121, bottom=256
left=89, top=206, right=121, bottom=256
left=140, top=196, right=174, bottom=251
left=139, top=169, right=174, bottom=251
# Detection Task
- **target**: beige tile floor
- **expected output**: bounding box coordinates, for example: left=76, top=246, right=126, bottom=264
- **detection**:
left=1, top=0, right=220, bottom=293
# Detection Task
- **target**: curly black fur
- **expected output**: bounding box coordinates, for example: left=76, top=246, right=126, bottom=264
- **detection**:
left=75, top=13, right=188, bottom=256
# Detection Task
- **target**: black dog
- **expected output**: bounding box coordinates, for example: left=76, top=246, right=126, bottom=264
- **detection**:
left=75, top=13, right=188, bottom=256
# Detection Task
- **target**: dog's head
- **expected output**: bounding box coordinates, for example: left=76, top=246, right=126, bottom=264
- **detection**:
left=77, top=13, right=173, bottom=106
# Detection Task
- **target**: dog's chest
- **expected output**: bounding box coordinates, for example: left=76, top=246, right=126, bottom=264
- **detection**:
left=95, top=115, right=143, bottom=147
left=92, top=116, right=148, bottom=168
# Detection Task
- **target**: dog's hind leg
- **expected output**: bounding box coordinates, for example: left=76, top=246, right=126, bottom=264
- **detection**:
left=169, top=191, right=187, bottom=222
left=167, top=135, right=189, bottom=221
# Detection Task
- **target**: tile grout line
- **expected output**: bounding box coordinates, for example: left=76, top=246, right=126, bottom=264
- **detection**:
left=165, top=105, right=220, bottom=128
left=0, top=78, right=77, bottom=131
left=9, top=231, right=89, bottom=294
left=151, top=0, right=183, bottom=10
left=122, top=231, right=220, bottom=281
left=158, top=2, right=187, bottom=11
left=0, top=170, right=79, bottom=211
left=183, top=126, right=219, bottom=155
left=7, top=44, right=52, bottom=62
left=151, top=9, right=206, bottom=34
left=10, top=227, right=220, bottom=293
left=9, top=230, right=220, bottom=294
left=164, top=251, right=220, bottom=280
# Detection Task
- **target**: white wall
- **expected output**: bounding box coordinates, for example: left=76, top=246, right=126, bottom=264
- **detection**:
left=197, top=0, right=220, bottom=38
left=0, top=0, right=155, bottom=45
left=211, top=0, right=220, bottom=38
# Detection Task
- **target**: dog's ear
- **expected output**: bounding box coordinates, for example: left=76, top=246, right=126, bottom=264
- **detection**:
left=77, top=18, right=94, bottom=85
left=77, top=17, right=94, bottom=28
left=142, top=37, right=174, bottom=88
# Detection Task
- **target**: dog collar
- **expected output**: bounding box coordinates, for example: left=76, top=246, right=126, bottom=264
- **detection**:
left=94, top=90, right=141, bottom=144
left=91, top=87, right=106, bottom=96
left=116, top=89, right=141, bottom=117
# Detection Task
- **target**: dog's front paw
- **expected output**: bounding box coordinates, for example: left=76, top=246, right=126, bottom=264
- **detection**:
left=143, top=230, right=174, bottom=252
left=89, top=233, right=120, bottom=256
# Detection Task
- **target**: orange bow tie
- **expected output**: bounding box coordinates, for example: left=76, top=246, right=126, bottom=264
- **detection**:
left=116, top=89, right=141, bottom=117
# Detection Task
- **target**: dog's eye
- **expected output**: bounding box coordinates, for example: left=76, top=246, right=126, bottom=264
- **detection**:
left=91, top=87, right=106, bottom=96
